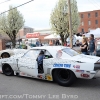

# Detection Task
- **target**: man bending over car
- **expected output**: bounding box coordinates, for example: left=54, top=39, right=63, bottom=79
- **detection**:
left=37, top=51, right=45, bottom=73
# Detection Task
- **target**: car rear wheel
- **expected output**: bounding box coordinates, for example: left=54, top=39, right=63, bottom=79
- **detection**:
left=1, top=53, right=10, bottom=58
left=53, top=69, right=76, bottom=86
left=2, top=64, right=14, bottom=76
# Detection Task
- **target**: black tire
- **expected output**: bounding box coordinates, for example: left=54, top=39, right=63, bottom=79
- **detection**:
left=53, top=69, right=76, bottom=86
left=1, top=52, right=10, bottom=58
left=2, top=64, right=14, bottom=76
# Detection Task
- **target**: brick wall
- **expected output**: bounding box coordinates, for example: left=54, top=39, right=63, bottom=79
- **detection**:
left=78, top=10, right=100, bottom=33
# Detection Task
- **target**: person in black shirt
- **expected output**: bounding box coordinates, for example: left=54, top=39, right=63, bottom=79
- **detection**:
left=80, top=38, right=88, bottom=55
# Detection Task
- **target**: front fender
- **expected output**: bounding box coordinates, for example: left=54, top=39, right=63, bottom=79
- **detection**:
left=2, top=59, right=18, bottom=71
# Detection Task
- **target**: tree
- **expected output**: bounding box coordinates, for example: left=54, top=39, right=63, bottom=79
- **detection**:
left=0, top=6, right=24, bottom=48
left=50, top=0, right=80, bottom=45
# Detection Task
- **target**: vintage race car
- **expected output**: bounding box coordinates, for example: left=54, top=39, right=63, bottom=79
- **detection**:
left=0, top=46, right=100, bottom=86
left=0, top=49, right=27, bottom=58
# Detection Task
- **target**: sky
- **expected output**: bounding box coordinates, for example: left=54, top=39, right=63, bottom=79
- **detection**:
left=0, top=0, right=100, bottom=30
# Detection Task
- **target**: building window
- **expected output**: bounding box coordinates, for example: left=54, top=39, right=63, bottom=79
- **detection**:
left=88, top=28, right=91, bottom=32
left=95, top=12, right=98, bottom=17
left=95, top=20, right=98, bottom=24
left=82, top=28, right=84, bottom=32
left=88, top=13, right=90, bottom=18
left=81, top=14, right=83, bottom=18
left=81, top=22, right=84, bottom=26
left=88, top=21, right=91, bottom=25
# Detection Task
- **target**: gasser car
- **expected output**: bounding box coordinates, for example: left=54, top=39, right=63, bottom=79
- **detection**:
left=0, top=49, right=27, bottom=58
left=0, top=46, right=100, bottom=86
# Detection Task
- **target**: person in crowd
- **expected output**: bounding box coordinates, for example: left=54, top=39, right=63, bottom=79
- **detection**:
left=49, top=40, right=53, bottom=46
left=76, top=40, right=80, bottom=46
left=88, top=34, right=96, bottom=56
left=64, top=41, right=67, bottom=46
left=36, top=40, right=40, bottom=47
left=82, top=34, right=85, bottom=38
left=80, top=38, right=88, bottom=55
left=25, top=39, right=29, bottom=49
left=59, top=39, right=62, bottom=45
left=53, top=40, right=56, bottom=46
left=40, top=42, right=43, bottom=46
left=87, top=37, right=90, bottom=45
left=55, top=39, right=60, bottom=46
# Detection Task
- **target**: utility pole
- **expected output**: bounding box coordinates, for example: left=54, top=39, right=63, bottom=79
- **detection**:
left=68, top=0, right=73, bottom=48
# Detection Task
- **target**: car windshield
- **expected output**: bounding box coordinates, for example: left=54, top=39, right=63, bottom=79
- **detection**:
left=62, top=48, right=79, bottom=56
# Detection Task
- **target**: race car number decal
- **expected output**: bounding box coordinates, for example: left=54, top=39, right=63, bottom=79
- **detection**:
left=53, top=64, right=71, bottom=68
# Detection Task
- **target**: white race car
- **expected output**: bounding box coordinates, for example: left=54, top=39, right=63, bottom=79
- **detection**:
left=0, top=46, right=100, bottom=86
left=0, top=49, right=27, bottom=58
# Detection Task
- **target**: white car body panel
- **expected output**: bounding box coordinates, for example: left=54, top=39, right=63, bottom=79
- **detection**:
left=43, top=58, right=95, bottom=79
left=18, top=57, right=38, bottom=77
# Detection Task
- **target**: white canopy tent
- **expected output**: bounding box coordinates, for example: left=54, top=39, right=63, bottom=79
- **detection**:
left=44, top=34, right=60, bottom=39
left=85, top=28, right=100, bottom=38
left=66, top=35, right=82, bottom=45
left=74, top=35, right=82, bottom=42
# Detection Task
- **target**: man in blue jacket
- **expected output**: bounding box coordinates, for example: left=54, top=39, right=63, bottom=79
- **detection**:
left=37, top=51, right=45, bottom=73
left=88, top=34, right=96, bottom=55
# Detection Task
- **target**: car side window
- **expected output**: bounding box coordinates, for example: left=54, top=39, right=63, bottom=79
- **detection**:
left=22, top=50, right=36, bottom=59
left=45, top=50, right=53, bottom=58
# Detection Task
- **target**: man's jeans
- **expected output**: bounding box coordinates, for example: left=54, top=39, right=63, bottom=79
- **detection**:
left=89, top=52, right=96, bottom=56
left=82, top=52, right=87, bottom=55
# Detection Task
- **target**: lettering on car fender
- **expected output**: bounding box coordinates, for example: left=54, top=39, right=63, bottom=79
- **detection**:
left=43, top=59, right=77, bottom=67
left=73, top=65, right=80, bottom=69
left=76, top=70, right=84, bottom=73
left=53, top=64, right=71, bottom=68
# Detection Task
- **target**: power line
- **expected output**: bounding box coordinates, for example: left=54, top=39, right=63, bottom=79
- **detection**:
left=92, top=0, right=100, bottom=9
left=0, top=0, right=34, bottom=15
left=88, top=0, right=100, bottom=10
left=0, top=0, right=11, bottom=5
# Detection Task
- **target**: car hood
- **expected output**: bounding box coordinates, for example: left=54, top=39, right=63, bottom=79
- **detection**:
left=67, top=54, right=100, bottom=63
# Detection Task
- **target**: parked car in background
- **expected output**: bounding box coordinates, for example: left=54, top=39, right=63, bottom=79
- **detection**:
left=96, top=41, right=100, bottom=56
left=0, top=49, right=27, bottom=58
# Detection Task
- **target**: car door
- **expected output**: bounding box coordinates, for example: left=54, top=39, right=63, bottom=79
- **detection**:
left=18, top=50, right=38, bottom=77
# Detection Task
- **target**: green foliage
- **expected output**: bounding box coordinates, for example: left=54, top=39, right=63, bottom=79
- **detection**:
left=50, top=0, right=80, bottom=45
left=0, top=6, right=25, bottom=48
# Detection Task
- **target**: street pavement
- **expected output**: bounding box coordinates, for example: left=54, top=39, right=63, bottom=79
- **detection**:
left=0, top=72, right=100, bottom=100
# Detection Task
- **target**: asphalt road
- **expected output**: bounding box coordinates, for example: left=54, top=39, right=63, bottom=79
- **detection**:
left=0, top=71, right=100, bottom=100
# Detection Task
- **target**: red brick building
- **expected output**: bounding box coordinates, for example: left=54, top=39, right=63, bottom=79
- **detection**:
left=17, top=26, right=33, bottom=39
left=0, top=34, right=10, bottom=50
left=78, top=10, right=100, bottom=33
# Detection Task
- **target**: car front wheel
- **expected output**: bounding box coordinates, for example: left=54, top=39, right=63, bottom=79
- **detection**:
left=2, top=64, right=14, bottom=76
left=53, top=69, right=76, bottom=86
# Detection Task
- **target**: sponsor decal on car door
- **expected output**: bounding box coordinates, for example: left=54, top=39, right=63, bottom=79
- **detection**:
left=18, top=50, right=38, bottom=77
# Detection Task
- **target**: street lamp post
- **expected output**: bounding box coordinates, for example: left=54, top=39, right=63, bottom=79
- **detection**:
left=68, top=0, right=73, bottom=48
